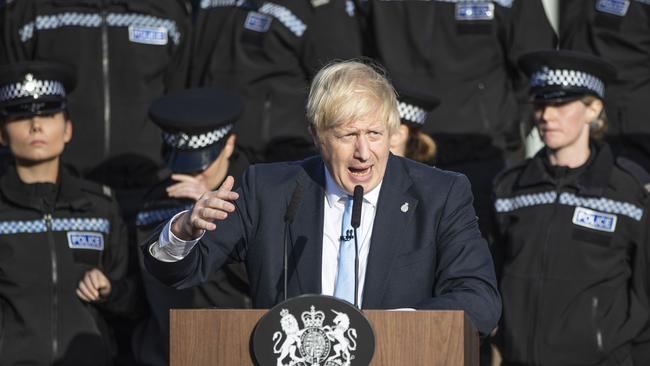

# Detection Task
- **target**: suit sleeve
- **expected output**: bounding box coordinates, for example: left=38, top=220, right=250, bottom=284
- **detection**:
left=142, top=166, right=256, bottom=289
left=417, top=174, right=501, bottom=336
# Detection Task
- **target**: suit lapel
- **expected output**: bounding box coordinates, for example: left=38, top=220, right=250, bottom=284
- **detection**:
left=362, top=155, right=418, bottom=308
left=288, top=157, right=325, bottom=297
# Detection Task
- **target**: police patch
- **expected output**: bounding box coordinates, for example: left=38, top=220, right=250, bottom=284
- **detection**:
left=572, top=207, right=617, bottom=233
left=595, top=0, right=630, bottom=16
left=455, top=3, right=495, bottom=21
left=244, top=12, right=272, bottom=33
left=67, top=232, right=104, bottom=251
left=128, top=25, right=168, bottom=45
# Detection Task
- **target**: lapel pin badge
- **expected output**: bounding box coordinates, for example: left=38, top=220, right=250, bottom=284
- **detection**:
left=400, top=202, right=409, bottom=213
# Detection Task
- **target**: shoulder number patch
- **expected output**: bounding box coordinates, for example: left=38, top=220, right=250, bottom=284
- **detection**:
left=572, top=207, right=617, bottom=233
left=244, top=11, right=272, bottom=33
left=67, top=231, right=105, bottom=251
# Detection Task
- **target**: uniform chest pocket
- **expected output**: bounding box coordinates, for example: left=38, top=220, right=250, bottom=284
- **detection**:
left=67, top=231, right=105, bottom=265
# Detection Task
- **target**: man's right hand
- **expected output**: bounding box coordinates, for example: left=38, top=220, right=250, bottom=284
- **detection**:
left=171, top=175, right=239, bottom=240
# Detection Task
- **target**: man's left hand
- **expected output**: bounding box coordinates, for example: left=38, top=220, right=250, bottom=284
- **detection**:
left=76, top=268, right=112, bottom=302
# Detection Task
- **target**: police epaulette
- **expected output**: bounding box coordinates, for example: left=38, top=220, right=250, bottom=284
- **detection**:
left=79, top=181, right=114, bottom=200
left=616, top=157, right=650, bottom=194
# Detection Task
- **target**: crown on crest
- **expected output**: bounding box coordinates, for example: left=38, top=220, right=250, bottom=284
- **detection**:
left=301, top=306, right=325, bottom=328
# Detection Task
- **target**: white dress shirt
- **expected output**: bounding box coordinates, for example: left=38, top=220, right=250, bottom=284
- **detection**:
left=150, top=167, right=382, bottom=306
left=321, top=168, right=380, bottom=306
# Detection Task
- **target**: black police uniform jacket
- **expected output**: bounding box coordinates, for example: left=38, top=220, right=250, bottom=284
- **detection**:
left=492, top=142, right=650, bottom=366
left=132, top=175, right=251, bottom=366
left=363, top=0, right=556, bottom=164
left=189, top=0, right=362, bottom=162
left=560, top=0, right=650, bottom=164
left=1, top=0, right=191, bottom=176
left=0, top=166, right=130, bottom=366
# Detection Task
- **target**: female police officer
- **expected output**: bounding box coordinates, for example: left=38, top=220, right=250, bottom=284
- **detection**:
left=492, top=50, right=650, bottom=366
left=0, top=61, right=130, bottom=365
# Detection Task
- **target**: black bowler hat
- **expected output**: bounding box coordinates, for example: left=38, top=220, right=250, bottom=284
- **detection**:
left=394, top=80, right=440, bottom=128
left=519, top=50, right=617, bottom=103
left=0, top=60, right=76, bottom=120
left=149, top=87, right=244, bottom=173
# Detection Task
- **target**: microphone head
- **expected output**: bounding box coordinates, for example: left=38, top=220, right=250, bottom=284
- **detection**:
left=351, top=185, right=364, bottom=228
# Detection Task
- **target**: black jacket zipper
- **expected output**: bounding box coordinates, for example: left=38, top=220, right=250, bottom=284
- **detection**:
left=101, top=4, right=112, bottom=159
left=529, top=188, right=560, bottom=366
left=44, top=213, right=58, bottom=362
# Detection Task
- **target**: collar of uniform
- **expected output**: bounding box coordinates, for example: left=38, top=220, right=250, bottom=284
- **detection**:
left=0, top=164, right=90, bottom=212
left=517, top=141, right=612, bottom=195
left=323, top=166, right=381, bottom=210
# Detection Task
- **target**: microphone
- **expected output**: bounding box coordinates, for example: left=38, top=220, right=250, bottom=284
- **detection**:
left=351, top=185, right=363, bottom=308
left=283, top=183, right=304, bottom=301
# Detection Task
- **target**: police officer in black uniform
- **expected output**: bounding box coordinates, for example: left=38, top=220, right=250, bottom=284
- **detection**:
left=559, top=0, right=650, bottom=175
left=492, top=50, right=650, bottom=366
left=1, top=0, right=192, bottom=183
left=0, top=61, right=132, bottom=365
left=131, top=87, right=251, bottom=366
left=362, top=0, right=557, bottom=238
left=190, top=0, right=363, bottom=163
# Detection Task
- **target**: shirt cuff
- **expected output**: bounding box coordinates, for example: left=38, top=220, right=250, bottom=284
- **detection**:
left=148, top=210, right=205, bottom=262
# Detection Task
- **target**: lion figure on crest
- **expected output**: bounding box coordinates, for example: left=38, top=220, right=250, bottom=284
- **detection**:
left=273, top=309, right=304, bottom=366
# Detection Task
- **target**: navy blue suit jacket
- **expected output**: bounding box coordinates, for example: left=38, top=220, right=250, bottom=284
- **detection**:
left=144, top=154, right=501, bottom=335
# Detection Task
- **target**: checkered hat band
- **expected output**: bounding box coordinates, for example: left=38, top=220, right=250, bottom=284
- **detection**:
left=530, top=68, right=605, bottom=98
left=0, top=217, right=110, bottom=235
left=162, top=124, right=233, bottom=150
left=259, top=2, right=307, bottom=37
left=398, top=101, right=427, bottom=125
left=136, top=205, right=192, bottom=227
left=0, top=79, right=65, bottom=103
left=19, top=12, right=181, bottom=45
left=434, top=0, right=513, bottom=8
left=495, top=191, right=643, bottom=221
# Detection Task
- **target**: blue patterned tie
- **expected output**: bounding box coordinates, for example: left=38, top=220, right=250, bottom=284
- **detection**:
left=334, top=196, right=355, bottom=304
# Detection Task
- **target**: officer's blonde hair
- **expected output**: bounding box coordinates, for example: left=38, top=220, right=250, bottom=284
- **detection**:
left=307, top=60, right=400, bottom=140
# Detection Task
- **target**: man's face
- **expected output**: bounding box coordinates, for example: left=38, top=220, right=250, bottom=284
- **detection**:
left=315, top=116, right=391, bottom=194
left=0, top=112, right=72, bottom=163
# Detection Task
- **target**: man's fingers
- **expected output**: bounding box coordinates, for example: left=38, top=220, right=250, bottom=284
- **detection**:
left=203, top=197, right=236, bottom=213
left=190, top=216, right=217, bottom=231
left=219, top=175, right=235, bottom=192
left=170, top=174, right=200, bottom=183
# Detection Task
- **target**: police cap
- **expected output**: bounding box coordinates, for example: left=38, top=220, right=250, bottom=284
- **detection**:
left=0, top=60, right=75, bottom=121
left=149, top=87, right=244, bottom=173
left=519, top=50, right=617, bottom=103
left=394, top=79, right=440, bottom=128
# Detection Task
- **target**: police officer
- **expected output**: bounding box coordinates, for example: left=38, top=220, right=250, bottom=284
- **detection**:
left=131, top=87, right=251, bottom=366
left=492, top=50, right=650, bottom=366
left=190, top=0, right=363, bottom=163
left=1, top=0, right=192, bottom=182
left=0, top=61, right=132, bottom=365
left=390, top=79, right=439, bottom=164
left=362, top=0, right=557, bottom=237
left=560, top=0, right=650, bottom=175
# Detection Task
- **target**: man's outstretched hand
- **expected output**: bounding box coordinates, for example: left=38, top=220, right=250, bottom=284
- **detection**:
left=171, top=175, right=239, bottom=240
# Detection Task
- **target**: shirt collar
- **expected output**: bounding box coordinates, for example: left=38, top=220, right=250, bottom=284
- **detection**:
left=323, top=166, right=382, bottom=209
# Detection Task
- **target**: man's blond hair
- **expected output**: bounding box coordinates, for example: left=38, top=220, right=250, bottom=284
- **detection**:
left=307, top=60, right=400, bottom=139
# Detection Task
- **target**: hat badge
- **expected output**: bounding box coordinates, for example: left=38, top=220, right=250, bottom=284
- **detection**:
left=22, top=73, right=38, bottom=99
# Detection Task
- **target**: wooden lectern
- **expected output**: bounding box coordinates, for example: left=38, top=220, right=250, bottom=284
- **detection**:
left=170, top=309, right=479, bottom=365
